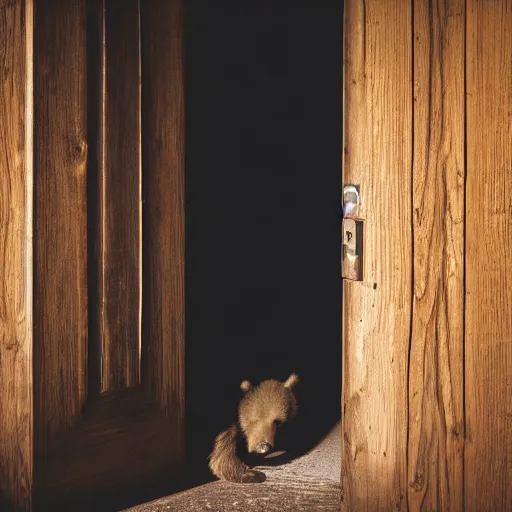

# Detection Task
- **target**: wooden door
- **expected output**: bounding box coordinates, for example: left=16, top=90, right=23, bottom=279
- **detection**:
left=0, top=0, right=185, bottom=510
left=342, top=1, right=511, bottom=511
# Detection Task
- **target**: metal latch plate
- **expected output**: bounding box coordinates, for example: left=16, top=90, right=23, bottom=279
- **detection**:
left=342, top=184, right=363, bottom=281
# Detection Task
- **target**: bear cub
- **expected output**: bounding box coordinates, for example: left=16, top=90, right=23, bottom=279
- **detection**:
left=208, top=373, right=299, bottom=483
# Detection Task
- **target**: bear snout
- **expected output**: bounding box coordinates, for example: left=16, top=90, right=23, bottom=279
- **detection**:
left=255, top=441, right=272, bottom=455
left=246, top=420, right=278, bottom=454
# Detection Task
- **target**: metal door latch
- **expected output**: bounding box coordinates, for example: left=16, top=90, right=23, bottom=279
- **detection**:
left=342, top=184, right=363, bottom=281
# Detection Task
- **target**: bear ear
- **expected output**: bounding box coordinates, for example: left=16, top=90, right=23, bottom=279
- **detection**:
left=240, top=380, right=253, bottom=392
left=284, top=373, right=299, bottom=389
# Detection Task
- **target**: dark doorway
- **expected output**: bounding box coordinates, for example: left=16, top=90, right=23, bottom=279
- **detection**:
left=184, top=3, right=343, bottom=485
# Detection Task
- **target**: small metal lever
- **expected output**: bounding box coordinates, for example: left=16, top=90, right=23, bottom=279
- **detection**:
left=342, top=184, right=363, bottom=281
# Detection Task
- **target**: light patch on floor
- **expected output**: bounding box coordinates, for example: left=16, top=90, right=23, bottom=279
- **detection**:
left=124, top=421, right=341, bottom=512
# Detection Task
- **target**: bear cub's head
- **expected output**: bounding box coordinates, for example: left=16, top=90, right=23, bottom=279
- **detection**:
left=238, top=373, right=299, bottom=455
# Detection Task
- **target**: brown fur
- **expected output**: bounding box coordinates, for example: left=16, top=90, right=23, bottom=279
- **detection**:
left=208, top=374, right=299, bottom=483
left=208, top=424, right=265, bottom=483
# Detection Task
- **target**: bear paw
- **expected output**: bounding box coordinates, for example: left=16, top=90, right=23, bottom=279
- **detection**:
left=241, top=469, right=266, bottom=483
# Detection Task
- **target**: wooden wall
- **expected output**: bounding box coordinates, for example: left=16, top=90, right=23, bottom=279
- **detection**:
left=0, top=1, right=33, bottom=510
left=342, top=1, right=512, bottom=511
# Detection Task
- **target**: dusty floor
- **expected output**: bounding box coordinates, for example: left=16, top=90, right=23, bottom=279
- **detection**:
left=124, top=421, right=341, bottom=512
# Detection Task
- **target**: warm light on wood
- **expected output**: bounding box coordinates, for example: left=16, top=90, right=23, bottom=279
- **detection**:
left=343, top=1, right=511, bottom=510
left=342, top=1, right=412, bottom=509
left=0, top=1, right=34, bottom=509
left=465, top=1, right=512, bottom=510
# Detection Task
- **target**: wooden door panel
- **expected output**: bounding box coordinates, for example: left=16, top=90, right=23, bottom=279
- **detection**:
left=342, top=1, right=412, bottom=510
left=33, top=0, right=88, bottom=450
left=35, top=388, right=179, bottom=506
left=140, top=0, right=185, bottom=429
left=98, top=0, right=142, bottom=392
left=343, top=1, right=512, bottom=510
left=465, top=1, right=512, bottom=510
left=0, top=0, right=34, bottom=510
left=408, top=1, right=465, bottom=511
left=30, top=0, right=185, bottom=508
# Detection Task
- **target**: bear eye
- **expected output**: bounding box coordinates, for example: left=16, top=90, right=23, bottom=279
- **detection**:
left=273, top=419, right=283, bottom=427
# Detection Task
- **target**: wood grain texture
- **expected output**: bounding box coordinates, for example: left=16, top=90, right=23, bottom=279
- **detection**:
left=341, top=1, right=412, bottom=510
left=465, top=1, right=512, bottom=510
left=34, top=0, right=88, bottom=448
left=141, top=0, right=185, bottom=455
left=408, top=1, right=465, bottom=511
left=98, top=0, right=142, bottom=392
left=0, top=1, right=33, bottom=509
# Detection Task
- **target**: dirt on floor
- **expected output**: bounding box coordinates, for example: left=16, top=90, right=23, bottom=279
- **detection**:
left=124, top=421, right=341, bottom=512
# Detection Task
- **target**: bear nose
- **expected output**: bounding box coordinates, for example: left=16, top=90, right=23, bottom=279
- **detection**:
left=256, top=441, right=272, bottom=455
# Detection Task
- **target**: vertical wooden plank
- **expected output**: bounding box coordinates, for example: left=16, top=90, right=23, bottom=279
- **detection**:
left=0, top=1, right=33, bottom=509
left=98, top=0, right=142, bottom=392
left=408, top=1, right=465, bottom=511
left=34, top=0, right=88, bottom=447
left=466, top=1, right=512, bottom=510
left=141, top=0, right=185, bottom=456
left=341, top=1, right=412, bottom=510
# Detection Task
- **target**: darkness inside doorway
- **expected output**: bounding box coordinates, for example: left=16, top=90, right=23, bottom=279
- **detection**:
left=184, top=2, right=343, bottom=487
